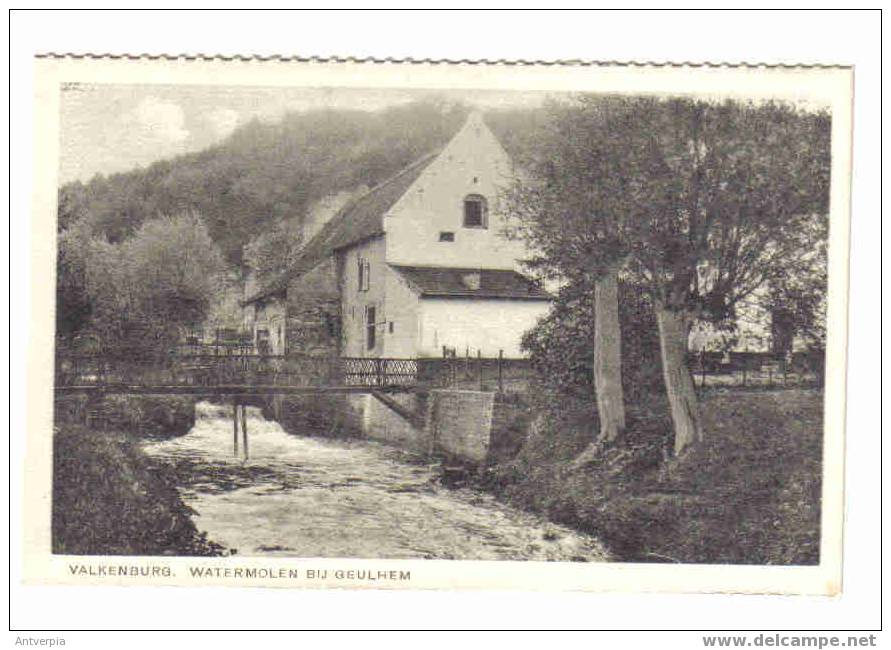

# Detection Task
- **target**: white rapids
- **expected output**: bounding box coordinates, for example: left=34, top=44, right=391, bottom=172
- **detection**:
left=143, top=401, right=608, bottom=561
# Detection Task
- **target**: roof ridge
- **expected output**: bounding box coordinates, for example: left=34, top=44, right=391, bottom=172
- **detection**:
left=334, top=148, right=441, bottom=216
left=302, top=147, right=441, bottom=247
left=243, top=148, right=443, bottom=304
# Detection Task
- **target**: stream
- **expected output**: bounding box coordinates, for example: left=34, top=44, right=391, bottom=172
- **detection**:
left=144, top=401, right=608, bottom=561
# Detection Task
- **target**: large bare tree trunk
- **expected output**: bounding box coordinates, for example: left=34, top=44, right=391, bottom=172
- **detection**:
left=655, top=307, right=703, bottom=455
left=593, top=266, right=626, bottom=442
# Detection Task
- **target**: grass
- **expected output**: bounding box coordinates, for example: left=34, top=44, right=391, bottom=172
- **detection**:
left=483, top=388, right=823, bottom=565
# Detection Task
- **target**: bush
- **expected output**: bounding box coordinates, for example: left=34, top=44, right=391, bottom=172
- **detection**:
left=52, top=423, right=222, bottom=556
left=55, top=394, right=197, bottom=439
left=101, top=395, right=198, bottom=438
left=521, top=280, right=663, bottom=404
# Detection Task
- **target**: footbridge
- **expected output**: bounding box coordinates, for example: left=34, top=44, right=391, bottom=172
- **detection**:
left=54, top=353, right=421, bottom=396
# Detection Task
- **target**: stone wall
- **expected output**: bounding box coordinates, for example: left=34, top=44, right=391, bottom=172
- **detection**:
left=427, top=390, right=494, bottom=463
left=273, top=393, right=364, bottom=439
left=285, top=258, right=340, bottom=356
left=273, top=389, right=527, bottom=466
left=361, top=393, right=429, bottom=452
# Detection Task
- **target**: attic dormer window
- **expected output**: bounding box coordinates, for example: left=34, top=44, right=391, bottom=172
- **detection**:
left=463, top=194, right=488, bottom=229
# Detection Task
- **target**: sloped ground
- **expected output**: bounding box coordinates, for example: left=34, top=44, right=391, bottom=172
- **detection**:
left=52, top=423, right=223, bottom=556
left=483, top=389, right=823, bottom=565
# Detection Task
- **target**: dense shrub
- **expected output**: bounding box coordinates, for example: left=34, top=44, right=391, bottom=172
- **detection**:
left=55, top=394, right=197, bottom=439
left=101, top=395, right=198, bottom=438
left=521, top=280, right=663, bottom=403
left=52, top=423, right=222, bottom=556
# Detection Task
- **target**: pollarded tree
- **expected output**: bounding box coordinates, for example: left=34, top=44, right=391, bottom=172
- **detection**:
left=508, top=95, right=831, bottom=454
left=503, top=97, right=644, bottom=443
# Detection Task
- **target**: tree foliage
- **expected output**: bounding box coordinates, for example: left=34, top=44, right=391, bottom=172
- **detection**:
left=521, top=280, right=663, bottom=403
left=505, top=95, right=831, bottom=322
left=56, top=212, right=225, bottom=355
left=242, top=216, right=304, bottom=288
left=505, top=94, right=831, bottom=452
left=61, top=99, right=471, bottom=266
left=762, top=215, right=828, bottom=353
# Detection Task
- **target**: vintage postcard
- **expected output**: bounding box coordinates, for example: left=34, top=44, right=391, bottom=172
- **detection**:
left=25, top=56, right=852, bottom=593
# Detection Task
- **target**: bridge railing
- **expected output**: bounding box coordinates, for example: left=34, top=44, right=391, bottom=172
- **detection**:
left=54, top=353, right=421, bottom=389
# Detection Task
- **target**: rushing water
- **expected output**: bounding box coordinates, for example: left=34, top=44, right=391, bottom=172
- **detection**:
left=144, top=402, right=608, bottom=561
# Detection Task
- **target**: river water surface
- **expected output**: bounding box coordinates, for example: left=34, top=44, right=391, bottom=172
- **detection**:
left=144, top=402, right=608, bottom=561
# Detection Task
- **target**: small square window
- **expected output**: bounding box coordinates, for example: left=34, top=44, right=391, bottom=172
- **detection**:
left=439, top=231, right=455, bottom=242
left=388, top=322, right=394, bottom=334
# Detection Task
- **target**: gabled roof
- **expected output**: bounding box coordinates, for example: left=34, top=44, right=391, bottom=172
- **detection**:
left=243, top=151, right=440, bottom=304
left=392, top=266, right=552, bottom=301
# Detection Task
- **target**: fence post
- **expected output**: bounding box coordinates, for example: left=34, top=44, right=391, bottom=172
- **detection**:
left=700, top=358, right=707, bottom=388
left=498, top=349, right=504, bottom=394
left=442, top=346, right=451, bottom=388
left=768, top=365, right=773, bottom=388
left=376, top=357, right=383, bottom=387
left=478, top=349, right=483, bottom=391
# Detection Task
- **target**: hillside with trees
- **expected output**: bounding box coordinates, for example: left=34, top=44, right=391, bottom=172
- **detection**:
left=58, top=100, right=480, bottom=267
left=55, top=99, right=550, bottom=351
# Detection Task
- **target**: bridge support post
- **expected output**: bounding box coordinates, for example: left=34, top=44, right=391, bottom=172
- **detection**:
left=241, top=403, right=249, bottom=460
left=232, top=398, right=239, bottom=456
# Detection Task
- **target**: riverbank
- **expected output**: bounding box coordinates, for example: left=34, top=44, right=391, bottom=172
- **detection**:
left=55, top=394, right=199, bottom=439
left=481, top=388, right=823, bottom=565
left=143, top=403, right=609, bottom=561
left=52, top=396, right=222, bottom=556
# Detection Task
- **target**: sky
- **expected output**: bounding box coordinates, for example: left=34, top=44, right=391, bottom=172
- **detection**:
left=58, top=85, right=552, bottom=185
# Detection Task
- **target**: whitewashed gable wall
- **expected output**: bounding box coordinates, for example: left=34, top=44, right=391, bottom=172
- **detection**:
left=383, top=113, right=529, bottom=271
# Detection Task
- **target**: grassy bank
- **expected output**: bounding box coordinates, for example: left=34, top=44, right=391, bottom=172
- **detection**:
left=484, top=388, right=823, bottom=565
left=52, top=394, right=221, bottom=556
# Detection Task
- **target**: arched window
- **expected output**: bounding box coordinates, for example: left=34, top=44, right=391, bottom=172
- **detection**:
left=463, top=194, right=488, bottom=229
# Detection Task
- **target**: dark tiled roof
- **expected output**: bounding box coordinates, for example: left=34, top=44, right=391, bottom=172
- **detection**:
left=392, top=266, right=552, bottom=300
left=244, top=151, right=440, bottom=303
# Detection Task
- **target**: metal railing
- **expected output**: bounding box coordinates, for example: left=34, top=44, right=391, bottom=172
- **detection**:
left=54, top=353, right=420, bottom=390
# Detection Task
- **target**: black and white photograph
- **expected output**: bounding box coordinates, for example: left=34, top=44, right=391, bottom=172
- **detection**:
left=49, top=78, right=837, bottom=564
left=20, top=52, right=854, bottom=600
